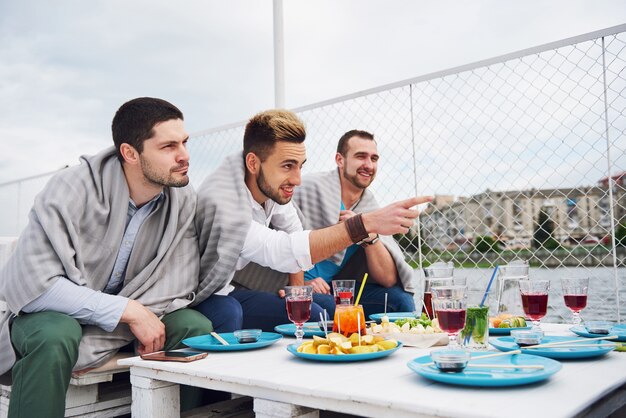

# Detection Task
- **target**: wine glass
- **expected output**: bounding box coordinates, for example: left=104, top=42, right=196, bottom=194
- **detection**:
left=422, top=262, right=454, bottom=318
left=431, top=285, right=467, bottom=349
left=423, top=277, right=466, bottom=320
left=284, top=285, right=313, bottom=344
left=561, top=277, right=589, bottom=326
left=519, top=279, right=550, bottom=333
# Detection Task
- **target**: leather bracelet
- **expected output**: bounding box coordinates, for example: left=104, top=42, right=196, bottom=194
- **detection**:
left=345, top=213, right=369, bottom=244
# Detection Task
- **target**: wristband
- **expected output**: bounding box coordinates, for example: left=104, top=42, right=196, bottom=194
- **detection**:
left=345, top=213, right=369, bottom=244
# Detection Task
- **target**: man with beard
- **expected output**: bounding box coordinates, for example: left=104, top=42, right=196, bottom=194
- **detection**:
left=194, top=111, right=429, bottom=330
left=293, top=130, right=417, bottom=318
left=0, top=97, right=217, bottom=417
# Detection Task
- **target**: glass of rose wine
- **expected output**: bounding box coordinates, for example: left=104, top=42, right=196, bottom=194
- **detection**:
left=431, top=285, right=467, bottom=349
left=284, top=286, right=313, bottom=344
left=519, top=279, right=550, bottom=333
left=561, top=277, right=589, bottom=326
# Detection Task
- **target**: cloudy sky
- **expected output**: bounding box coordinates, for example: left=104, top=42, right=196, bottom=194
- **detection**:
left=0, top=0, right=625, bottom=185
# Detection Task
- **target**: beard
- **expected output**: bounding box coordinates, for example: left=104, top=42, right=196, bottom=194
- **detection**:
left=257, top=166, right=291, bottom=205
left=342, top=165, right=375, bottom=189
left=140, top=155, right=189, bottom=188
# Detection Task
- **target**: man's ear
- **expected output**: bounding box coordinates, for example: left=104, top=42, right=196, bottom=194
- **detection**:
left=335, top=152, right=344, bottom=169
left=245, top=152, right=260, bottom=174
left=120, top=143, right=139, bottom=165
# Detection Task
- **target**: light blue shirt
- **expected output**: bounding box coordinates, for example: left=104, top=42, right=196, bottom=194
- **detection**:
left=22, top=193, right=163, bottom=332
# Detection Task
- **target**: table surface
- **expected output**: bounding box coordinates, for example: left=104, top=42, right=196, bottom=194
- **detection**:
left=120, top=324, right=626, bottom=418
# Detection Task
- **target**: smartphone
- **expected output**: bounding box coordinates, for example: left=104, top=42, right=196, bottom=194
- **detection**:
left=140, top=350, right=208, bottom=362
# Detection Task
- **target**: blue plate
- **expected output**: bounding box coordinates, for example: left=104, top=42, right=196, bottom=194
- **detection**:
left=286, top=342, right=403, bottom=362
left=274, top=323, right=327, bottom=338
left=183, top=332, right=282, bottom=351
left=490, top=336, right=616, bottom=359
left=489, top=326, right=532, bottom=336
left=407, top=352, right=561, bottom=387
left=369, top=312, right=417, bottom=322
left=570, top=325, right=626, bottom=342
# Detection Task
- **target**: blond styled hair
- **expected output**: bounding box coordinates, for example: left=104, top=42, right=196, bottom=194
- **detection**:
left=243, top=109, right=306, bottom=161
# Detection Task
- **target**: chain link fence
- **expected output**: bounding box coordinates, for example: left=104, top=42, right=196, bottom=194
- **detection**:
left=1, top=25, right=624, bottom=323
left=189, top=25, right=626, bottom=322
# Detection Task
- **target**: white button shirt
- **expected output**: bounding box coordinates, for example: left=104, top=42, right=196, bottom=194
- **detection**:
left=217, top=187, right=312, bottom=295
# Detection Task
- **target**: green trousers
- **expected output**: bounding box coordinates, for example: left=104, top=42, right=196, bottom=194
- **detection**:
left=8, top=308, right=213, bottom=418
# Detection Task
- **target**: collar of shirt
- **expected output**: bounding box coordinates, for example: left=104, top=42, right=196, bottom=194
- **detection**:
left=244, top=186, right=278, bottom=226
left=127, top=192, right=164, bottom=225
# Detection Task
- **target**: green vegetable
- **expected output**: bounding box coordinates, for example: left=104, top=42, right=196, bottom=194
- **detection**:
left=615, top=343, right=626, bottom=353
left=394, top=313, right=432, bottom=328
left=461, top=306, right=489, bottom=344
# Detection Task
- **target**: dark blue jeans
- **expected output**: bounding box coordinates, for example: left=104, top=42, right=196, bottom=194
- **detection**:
left=312, top=284, right=415, bottom=319
left=193, top=294, right=243, bottom=333
left=230, top=288, right=330, bottom=332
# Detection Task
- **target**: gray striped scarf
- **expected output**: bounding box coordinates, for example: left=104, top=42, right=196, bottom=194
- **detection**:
left=0, top=147, right=199, bottom=379
left=194, top=152, right=293, bottom=298
left=293, top=169, right=416, bottom=293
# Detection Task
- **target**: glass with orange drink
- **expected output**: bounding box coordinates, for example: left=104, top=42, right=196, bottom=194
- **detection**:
left=332, top=304, right=367, bottom=336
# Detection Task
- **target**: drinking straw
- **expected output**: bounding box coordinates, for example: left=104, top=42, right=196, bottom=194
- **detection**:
left=357, top=312, right=362, bottom=346
left=480, top=265, right=499, bottom=307
left=384, top=293, right=388, bottom=315
left=319, top=312, right=327, bottom=338
left=523, top=335, right=617, bottom=349
left=354, top=273, right=369, bottom=306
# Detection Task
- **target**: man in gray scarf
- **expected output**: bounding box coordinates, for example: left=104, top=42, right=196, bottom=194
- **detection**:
left=294, top=130, right=416, bottom=318
left=194, top=110, right=431, bottom=330
left=0, top=97, right=213, bottom=417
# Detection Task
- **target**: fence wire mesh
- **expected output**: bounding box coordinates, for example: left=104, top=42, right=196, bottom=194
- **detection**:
left=0, top=26, right=624, bottom=323
left=189, top=28, right=626, bottom=322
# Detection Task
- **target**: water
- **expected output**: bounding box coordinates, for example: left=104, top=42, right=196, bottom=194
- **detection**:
left=414, top=267, right=626, bottom=323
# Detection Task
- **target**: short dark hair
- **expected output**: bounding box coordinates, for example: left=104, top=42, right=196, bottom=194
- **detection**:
left=111, top=97, right=184, bottom=162
left=336, top=130, right=375, bottom=156
left=243, top=109, right=306, bottom=161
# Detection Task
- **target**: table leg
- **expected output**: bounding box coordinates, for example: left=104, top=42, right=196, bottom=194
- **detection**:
left=254, top=398, right=319, bottom=418
left=130, top=374, right=179, bottom=418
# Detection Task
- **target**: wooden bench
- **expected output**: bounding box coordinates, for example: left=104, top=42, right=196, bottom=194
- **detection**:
left=0, top=237, right=132, bottom=418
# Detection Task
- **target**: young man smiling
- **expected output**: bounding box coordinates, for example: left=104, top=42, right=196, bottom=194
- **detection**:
left=294, top=130, right=417, bottom=317
left=194, top=110, right=430, bottom=330
left=0, top=97, right=214, bottom=417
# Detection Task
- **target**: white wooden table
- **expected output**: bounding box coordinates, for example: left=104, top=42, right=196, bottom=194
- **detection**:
left=119, top=324, right=626, bottom=418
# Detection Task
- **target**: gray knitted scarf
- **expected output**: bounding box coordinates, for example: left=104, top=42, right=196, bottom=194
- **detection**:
left=0, top=147, right=199, bottom=379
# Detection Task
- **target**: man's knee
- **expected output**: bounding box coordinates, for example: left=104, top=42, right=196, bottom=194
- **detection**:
left=389, top=288, right=416, bottom=311
left=12, top=312, right=82, bottom=362
left=164, top=308, right=214, bottom=336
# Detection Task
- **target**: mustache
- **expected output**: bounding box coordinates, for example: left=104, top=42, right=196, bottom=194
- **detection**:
left=172, top=163, right=189, bottom=172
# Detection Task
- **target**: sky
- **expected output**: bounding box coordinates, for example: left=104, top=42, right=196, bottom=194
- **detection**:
left=1, top=0, right=626, bottom=185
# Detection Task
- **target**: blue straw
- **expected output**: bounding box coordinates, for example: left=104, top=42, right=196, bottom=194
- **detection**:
left=480, top=265, right=499, bottom=306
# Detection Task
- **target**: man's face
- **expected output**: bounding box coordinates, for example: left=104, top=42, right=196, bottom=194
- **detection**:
left=338, top=136, right=379, bottom=190
left=138, top=118, right=190, bottom=188
left=256, top=141, right=307, bottom=204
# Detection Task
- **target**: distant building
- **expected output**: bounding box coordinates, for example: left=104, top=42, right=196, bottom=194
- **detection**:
left=421, top=180, right=617, bottom=250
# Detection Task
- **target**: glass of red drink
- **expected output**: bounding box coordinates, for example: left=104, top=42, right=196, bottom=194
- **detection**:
left=423, top=277, right=466, bottom=320
left=519, top=279, right=550, bottom=333
left=431, top=285, right=467, bottom=349
left=284, top=286, right=313, bottom=344
left=332, top=280, right=355, bottom=305
left=560, top=277, right=589, bottom=325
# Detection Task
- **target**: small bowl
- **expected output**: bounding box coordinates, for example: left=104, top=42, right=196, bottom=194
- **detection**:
left=233, top=329, right=262, bottom=344
left=318, top=320, right=334, bottom=331
left=511, top=329, right=544, bottom=346
left=584, top=321, right=613, bottom=335
left=430, top=349, right=471, bottom=373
